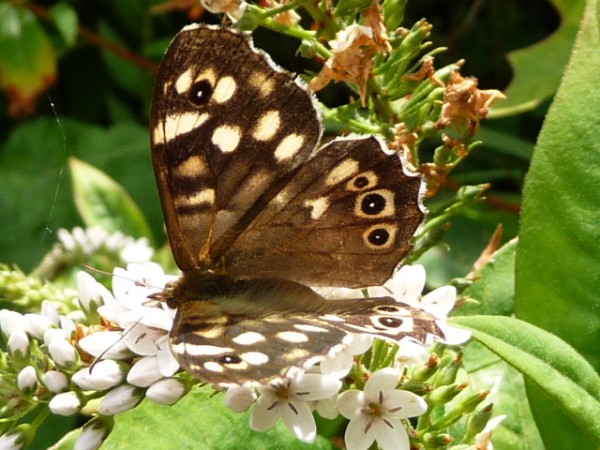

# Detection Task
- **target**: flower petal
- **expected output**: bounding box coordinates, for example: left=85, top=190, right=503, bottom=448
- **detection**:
left=281, top=399, right=316, bottom=443
left=292, top=373, right=342, bottom=401
left=250, top=392, right=280, bottom=431
left=421, top=285, right=456, bottom=317
left=382, top=390, right=427, bottom=419
left=337, top=390, right=364, bottom=420
left=371, top=418, right=409, bottom=450
left=363, top=368, right=400, bottom=401
left=344, top=416, right=374, bottom=450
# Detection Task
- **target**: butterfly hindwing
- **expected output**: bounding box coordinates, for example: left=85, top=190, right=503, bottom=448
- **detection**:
left=225, top=136, right=424, bottom=287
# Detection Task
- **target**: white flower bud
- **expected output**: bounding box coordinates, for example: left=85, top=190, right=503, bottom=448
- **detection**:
left=0, top=425, right=27, bottom=450
left=78, top=332, right=132, bottom=360
left=127, top=356, right=163, bottom=387
left=43, top=328, right=68, bottom=346
left=77, top=272, right=110, bottom=315
left=224, top=384, right=257, bottom=412
left=72, top=361, right=126, bottom=391
left=48, top=339, right=78, bottom=368
left=17, top=366, right=38, bottom=395
left=43, top=371, right=69, bottom=393
left=41, top=300, right=60, bottom=325
left=49, top=391, right=81, bottom=416
left=97, top=384, right=144, bottom=415
left=74, top=417, right=113, bottom=450
left=23, top=313, right=53, bottom=340
left=59, top=316, right=76, bottom=337
left=7, top=329, right=29, bottom=359
left=146, top=378, right=186, bottom=406
left=0, top=310, right=26, bottom=338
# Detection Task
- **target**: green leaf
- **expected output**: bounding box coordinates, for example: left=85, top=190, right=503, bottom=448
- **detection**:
left=451, top=316, right=600, bottom=444
left=491, top=0, right=585, bottom=117
left=460, top=342, right=544, bottom=449
left=457, top=239, right=516, bottom=317
left=50, top=2, right=79, bottom=47
left=70, top=158, right=153, bottom=242
left=103, top=386, right=336, bottom=450
left=0, top=117, right=159, bottom=271
left=515, top=0, right=600, bottom=446
left=0, top=4, right=57, bottom=116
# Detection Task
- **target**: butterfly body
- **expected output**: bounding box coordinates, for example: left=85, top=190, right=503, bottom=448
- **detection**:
left=151, top=24, right=441, bottom=386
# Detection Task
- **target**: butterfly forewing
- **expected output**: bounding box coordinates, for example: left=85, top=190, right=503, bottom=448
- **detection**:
left=151, top=24, right=321, bottom=270
left=151, top=25, right=442, bottom=387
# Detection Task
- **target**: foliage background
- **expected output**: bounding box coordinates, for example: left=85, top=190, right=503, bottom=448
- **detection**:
left=1, top=0, right=598, bottom=449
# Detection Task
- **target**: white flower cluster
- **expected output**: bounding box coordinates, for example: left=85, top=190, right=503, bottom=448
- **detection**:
left=0, top=262, right=475, bottom=450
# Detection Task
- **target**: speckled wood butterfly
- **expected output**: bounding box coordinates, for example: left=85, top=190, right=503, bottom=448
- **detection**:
left=150, top=24, right=442, bottom=386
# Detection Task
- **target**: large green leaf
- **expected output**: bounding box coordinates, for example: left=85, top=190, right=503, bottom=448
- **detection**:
left=515, top=0, right=600, bottom=446
left=451, top=316, right=600, bottom=445
left=103, top=386, right=337, bottom=450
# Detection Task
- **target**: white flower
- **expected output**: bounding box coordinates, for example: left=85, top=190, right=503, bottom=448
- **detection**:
left=41, top=300, right=60, bottom=325
left=43, top=371, right=69, bottom=393
left=7, top=329, right=29, bottom=359
left=72, top=360, right=126, bottom=391
left=338, top=368, right=427, bottom=450
left=49, top=392, right=82, bottom=416
left=320, top=334, right=373, bottom=379
left=200, top=0, right=247, bottom=21
left=396, top=339, right=430, bottom=368
left=78, top=331, right=132, bottom=360
left=74, top=417, right=112, bottom=450
left=97, top=384, right=144, bottom=415
left=224, top=384, right=257, bottom=412
left=0, top=310, right=26, bottom=338
left=23, top=313, right=53, bottom=340
left=77, top=272, right=111, bottom=315
left=17, top=366, right=37, bottom=394
left=473, top=415, right=506, bottom=450
left=48, top=339, right=78, bottom=368
left=95, top=263, right=179, bottom=377
left=127, top=356, right=164, bottom=387
left=146, top=378, right=186, bottom=405
left=250, top=373, right=342, bottom=443
left=0, top=427, right=26, bottom=450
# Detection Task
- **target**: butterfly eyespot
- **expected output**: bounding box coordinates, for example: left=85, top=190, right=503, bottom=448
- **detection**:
left=378, top=317, right=404, bottom=328
left=367, top=228, right=390, bottom=246
left=188, top=80, right=213, bottom=106
left=361, top=193, right=387, bottom=215
left=347, top=170, right=379, bottom=191
left=353, top=176, right=370, bottom=189
left=219, top=355, right=243, bottom=365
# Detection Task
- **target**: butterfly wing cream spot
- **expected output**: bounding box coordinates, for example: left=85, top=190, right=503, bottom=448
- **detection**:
left=232, top=331, right=266, bottom=345
left=354, top=189, right=395, bottom=218
left=275, top=331, right=309, bottom=343
left=249, top=72, right=275, bottom=97
left=320, top=314, right=346, bottom=323
left=363, top=224, right=398, bottom=250
left=252, top=110, right=281, bottom=141
left=274, top=133, right=305, bottom=162
left=192, top=325, right=224, bottom=339
left=213, top=76, right=237, bottom=104
left=326, top=159, right=360, bottom=186
left=304, top=197, right=330, bottom=220
left=154, top=112, right=210, bottom=144
left=176, top=188, right=215, bottom=208
left=293, top=324, right=329, bottom=333
left=175, top=155, right=209, bottom=178
left=196, top=68, right=216, bottom=86
left=282, top=348, right=311, bottom=361
left=240, top=352, right=269, bottom=365
left=183, top=344, right=233, bottom=356
left=175, top=67, right=194, bottom=94
left=203, top=362, right=225, bottom=373
left=347, top=170, right=379, bottom=191
left=212, top=125, right=242, bottom=153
